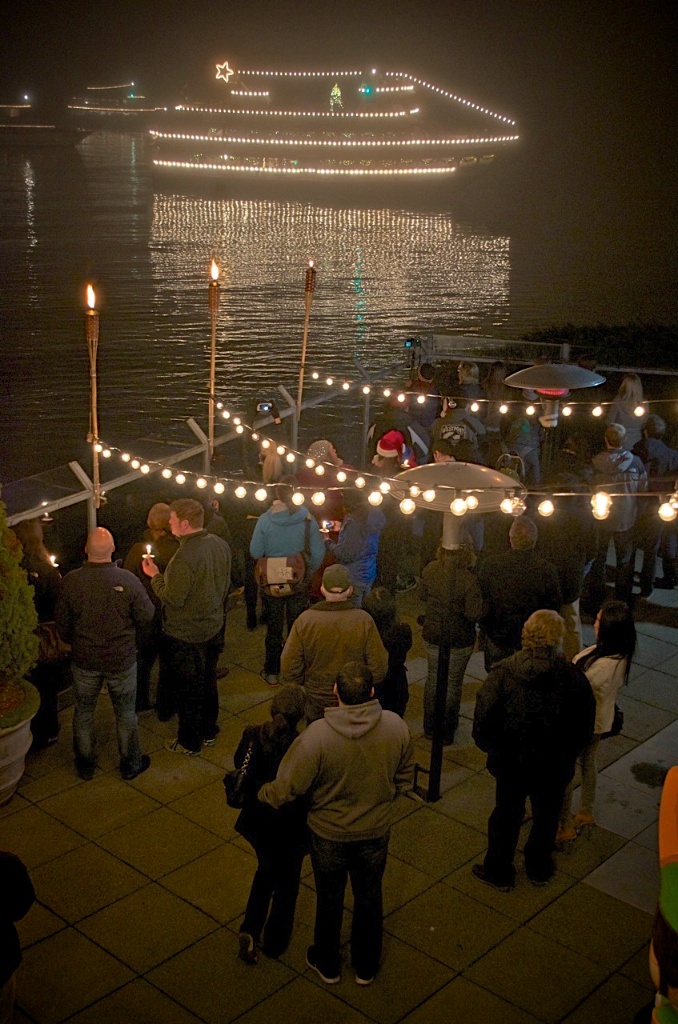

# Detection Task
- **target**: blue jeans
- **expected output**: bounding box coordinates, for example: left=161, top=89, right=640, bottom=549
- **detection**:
left=309, top=831, right=389, bottom=980
left=263, top=589, right=308, bottom=675
left=71, top=663, right=142, bottom=775
left=424, top=642, right=474, bottom=743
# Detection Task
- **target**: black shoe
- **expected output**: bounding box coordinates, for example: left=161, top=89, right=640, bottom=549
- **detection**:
left=121, top=754, right=151, bottom=780
left=238, top=932, right=258, bottom=964
left=246, top=615, right=258, bottom=631
left=471, top=863, right=514, bottom=893
left=306, top=946, right=340, bottom=984
left=655, top=577, right=676, bottom=590
left=76, top=760, right=95, bottom=782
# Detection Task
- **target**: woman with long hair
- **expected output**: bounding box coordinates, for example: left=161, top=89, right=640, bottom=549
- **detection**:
left=607, top=372, right=648, bottom=450
left=558, top=599, right=636, bottom=841
left=12, top=518, right=64, bottom=747
left=233, top=684, right=308, bottom=964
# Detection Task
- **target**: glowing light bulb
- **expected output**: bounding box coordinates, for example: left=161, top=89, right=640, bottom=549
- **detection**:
left=131, top=459, right=140, bottom=470
left=305, top=458, right=315, bottom=469
left=562, top=406, right=572, bottom=417
left=176, top=473, right=186, bottom=485
left=102, top=449, right=111, bottom=458
left=355, top=476, right=366, bottom=488
left=140, top=464, right=150, bottom=474
left=379, top=481, right=391, bottom=493
left=417, top=394, right=426, bottom=405
left=383, top=389, right=391, bottom=398
left=286, top=452, right=296, bottom=463
left=233, top=417, right=241, bottom=425
left=236, top=424, right=244, bottom=434
left=538, top=499, right=555, bottom=517
left=423, top=489, right=436, bottom=502
left=94, top=443, right=103, bottom=453
left=251, top=433, right=259, bottom=442
left=336, top=470, right=347, bottom=483
left=634, top=405, right=646, bottom=418
left=342, top=382, right=350, bottom=391
left=470, top=402, right=480, bottom=413
left=276, top=445, right=286, bottom=456
left=397, top=393, right=406, bottom=403
left=162, top=468, right=172, bottom=479
left=326, top=377, right=334, bottom=386
left=659, top=502, right=677, bottom=522
left=235, top=486, right=247, bottom=499
left=261, top=439, right=271, bottom=449
left=255, top=488, right=268, bottom=502
left=409, top=485, right=421, bottom=498
left=315, top=465, right=325, bottom=476
left=121, top=453, right=131, bottom=462
left=312, top=371, right=319, bottom=380
left=526, top=405, right=536, bottom=417
left=214, top=481, right=225, bottom=494
left=362, top=386, right=371, bottom=395
left=311, top=491, right=326, bottom=506
left=196, top=477, right=207, bottom=488
left=450, top=498, right=467, bottom=516
left=368, top=491, right=383, bottom=506
left=591, top=492, right=611, bottom=520
left=399, top=498, right=416, bottom=515
left=592, top=406, right=603, bottom=417
left=499, top=404, right=508, bottom=415
left=222, top=410, right=230, bottom=419
left=465, top=494, right=479, bottom=510
left=292, top=491, right=305, bottom=506
left=500, top=497, right=514, bottom=514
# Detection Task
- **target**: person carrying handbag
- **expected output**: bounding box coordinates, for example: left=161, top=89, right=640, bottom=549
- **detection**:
left=249, top=480, right=325, bottom=686
left=230, top=685, right=308, bottom=964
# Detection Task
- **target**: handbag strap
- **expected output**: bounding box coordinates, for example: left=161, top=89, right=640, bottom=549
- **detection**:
left=239, top=739, right=254, bottom=772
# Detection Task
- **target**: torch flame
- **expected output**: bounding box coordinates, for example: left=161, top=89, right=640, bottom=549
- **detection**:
left=210, top=259, right=219, bottom=282
left=308, top=259, right=314, bottom=268
left=86, top=284, right=96, bottom=309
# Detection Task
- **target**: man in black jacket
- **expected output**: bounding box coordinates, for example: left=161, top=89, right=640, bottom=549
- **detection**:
left=477, top=517, right=561, bottom=670
left=472, top=610, right=595, bottom=890
left=56, top=527, right=155, bottom=781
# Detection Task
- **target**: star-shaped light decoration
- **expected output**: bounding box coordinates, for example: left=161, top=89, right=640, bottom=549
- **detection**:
left=215, top=61, right=234, bottom=83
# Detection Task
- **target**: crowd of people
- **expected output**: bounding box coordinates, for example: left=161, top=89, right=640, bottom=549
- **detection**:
left=5, top=358, right=678, bottom=1011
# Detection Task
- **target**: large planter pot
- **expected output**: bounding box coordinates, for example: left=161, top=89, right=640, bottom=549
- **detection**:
left=0, top=680, right=40, bottom=805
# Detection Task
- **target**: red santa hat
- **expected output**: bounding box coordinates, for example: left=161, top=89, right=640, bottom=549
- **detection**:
left=376, top=430, right=405, bottom=459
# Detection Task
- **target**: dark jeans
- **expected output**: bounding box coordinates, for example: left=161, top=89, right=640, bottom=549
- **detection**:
left=589, top=526, right=635, bottom=607
left=164, top=632, right=222, bottom=752
left=135, top=620, right=173, bottom=713
left=484, top=760, right=571, bottom=885
left=633, top=511, right=662, bottom=594
left=309, top=831, right=389, bottom=980
left=263, top=589, right=308, bottom=675
left=29, top=660, right=64, bottom=745
left=483, top=635, right=517, bottom=673
left=241, top=837, right=305, bottom=955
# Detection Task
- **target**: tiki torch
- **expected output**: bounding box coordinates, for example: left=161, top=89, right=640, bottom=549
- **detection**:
left=296, top=260, right=317, bottom=432
left=85, top=284, right=101, bottom=511
left=207, top=259, right=220, bottom=471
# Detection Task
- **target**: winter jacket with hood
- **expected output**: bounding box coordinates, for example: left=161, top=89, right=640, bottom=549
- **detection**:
left=473, top=647, right=595, bottom=776
left=592, top=447, right=647, bottom=533
left=249, top=501, right=325, bottom=571
left=632, top=437, right=678, bottom=488
left=258, top=699, right=415, bottom=841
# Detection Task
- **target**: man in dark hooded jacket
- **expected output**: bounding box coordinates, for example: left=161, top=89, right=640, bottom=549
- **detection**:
left=472, top=610, right=595, bottom=890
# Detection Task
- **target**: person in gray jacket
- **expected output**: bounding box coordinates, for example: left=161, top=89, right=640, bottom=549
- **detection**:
left=259, top=661, right=414, bottom=986
left=589, top=423, right=647, bottom=606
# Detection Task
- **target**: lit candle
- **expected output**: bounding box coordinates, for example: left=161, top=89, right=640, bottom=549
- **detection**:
left=49, top=554, right=59, bottom=568
left=144, top=543, right=155, bottom=560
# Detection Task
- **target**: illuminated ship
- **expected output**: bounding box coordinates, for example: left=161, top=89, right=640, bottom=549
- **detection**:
left=68, top=82, right=166, bottom=127
left=0, top=103, right=91, bottom=148
left=149, top=64, right=519, bottom=185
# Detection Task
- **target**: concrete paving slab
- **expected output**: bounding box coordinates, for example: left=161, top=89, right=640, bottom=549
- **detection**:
left=618, top=945, right=655, bottom=990
left=0, top=804, right=86, bottom=868
left=31, top=843, right=147, bottom=923
left=77, top=882, right=218, bottom=973
left=65, top=978, right=204, bottom=1024
left=464, top=928, right=608, bottom=1024
left=582, top=773, right=660, bottom=839
left=584, top=843, right=659, bottom=914
left=385, top=881, right=517, bottom=970
left=616, top=693, right=676, bottom=741
left=626, top=668, right=678, bottom=714
left=528, top=884, right=653, bottom=969
left=399, top=976, right=543, bottom=1024
left=389, top=806, right=486, bottom=878
left=160, top=842, right=256, bottom=924
left=39, top=772, right=159, bottom=839
left=442, top=857, right=576, bottom=923
left=124, top=747, right=223, bottom=803
left=560, top=972, right=655, bottom=1024
left=147, top=927, right=295, bottom=1023
left=17, top=901, right=66, bottom=949
left=16, top=927, right=134, bottom=1024
left=168, top=779, right=238, bottom=840
left=232, top=976, right=375, bottom=1024
left=96, top=805, right=223, bottom=878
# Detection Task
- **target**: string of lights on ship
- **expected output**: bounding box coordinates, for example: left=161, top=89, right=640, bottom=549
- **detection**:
left=89, top=385, right=678, bottom=524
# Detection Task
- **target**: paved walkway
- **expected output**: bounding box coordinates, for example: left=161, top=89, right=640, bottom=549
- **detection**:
left=3, top=587, right=677, bottom=1024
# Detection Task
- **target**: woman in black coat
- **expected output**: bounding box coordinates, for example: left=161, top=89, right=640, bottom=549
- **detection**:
left=233, top=684, right=308, bottom=964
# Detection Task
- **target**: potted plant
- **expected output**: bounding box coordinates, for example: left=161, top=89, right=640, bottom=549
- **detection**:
left=0, top=501, right=41, bottom=804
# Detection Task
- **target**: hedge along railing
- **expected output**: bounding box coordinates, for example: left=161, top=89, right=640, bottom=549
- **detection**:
left=5, top=358, right=402, bottom=531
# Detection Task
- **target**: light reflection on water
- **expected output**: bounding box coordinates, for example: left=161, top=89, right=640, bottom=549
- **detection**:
left=2, top=131, right=511, bottom=479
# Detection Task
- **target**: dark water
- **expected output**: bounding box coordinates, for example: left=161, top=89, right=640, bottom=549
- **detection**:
left=0, top=130, right=668, bottom=483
